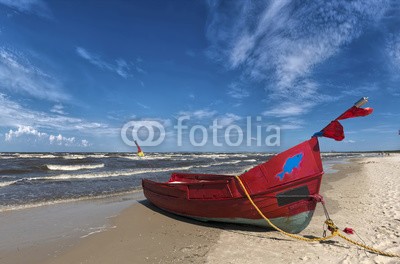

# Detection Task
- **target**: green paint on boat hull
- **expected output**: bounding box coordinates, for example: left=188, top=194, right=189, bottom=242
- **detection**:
left=189, top=210, right=315, bottom=234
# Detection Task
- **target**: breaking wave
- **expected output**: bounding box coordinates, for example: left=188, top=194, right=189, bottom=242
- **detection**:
left=63, top=155, right=86, bottom=160
left=45, top=164, right=105, bottom=171
left=31, top=166, right=194, bottom=181
left=0, top=180, right=19, bottom=187
left=16, top=154, right=58, bottom=159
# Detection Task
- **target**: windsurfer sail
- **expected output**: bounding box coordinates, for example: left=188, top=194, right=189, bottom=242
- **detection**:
left=134, top=140, right=145, bottom=157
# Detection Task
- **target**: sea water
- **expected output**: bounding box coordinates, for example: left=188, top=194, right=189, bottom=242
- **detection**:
left=0, top=152, right=376, bottom=212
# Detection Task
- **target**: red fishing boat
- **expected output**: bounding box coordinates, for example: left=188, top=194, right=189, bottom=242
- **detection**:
left=142, top=98, right=373, bottom=233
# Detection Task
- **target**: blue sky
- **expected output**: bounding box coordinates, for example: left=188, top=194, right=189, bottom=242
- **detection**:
left=0, top=0, right=399, bottom=152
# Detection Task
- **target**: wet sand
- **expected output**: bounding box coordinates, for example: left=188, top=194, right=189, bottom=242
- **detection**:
left=0, top=192, right=144, bottom=264
left=1, top=155, right=399, bottom=263
left=45, top=201, right=221, bottom=264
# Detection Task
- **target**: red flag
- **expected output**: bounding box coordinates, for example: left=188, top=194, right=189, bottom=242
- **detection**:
left=313, top=97, right=373, bottom=141
left=320, top=121, right=344, bottom=141
left=337, top=106, right=373, bottom=120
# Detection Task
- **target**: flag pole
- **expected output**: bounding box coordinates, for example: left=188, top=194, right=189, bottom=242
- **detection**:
left=354, top=97, right=368, bottom=108
left=334, top=97, right=368, bottom=121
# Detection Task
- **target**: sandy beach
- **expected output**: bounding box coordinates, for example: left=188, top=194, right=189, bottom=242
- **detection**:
left=1, top=155, right=399, bottom=264
left=206, top=155, right=400, bottom=264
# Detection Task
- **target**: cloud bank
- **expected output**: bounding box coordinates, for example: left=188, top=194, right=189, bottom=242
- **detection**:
left=0, top=93, right=116, bottom=136
left=5, top=125, right=90, bottom=147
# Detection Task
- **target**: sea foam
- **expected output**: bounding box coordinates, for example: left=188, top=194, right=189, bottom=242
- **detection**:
left=45, top=164, right=105, bottom=171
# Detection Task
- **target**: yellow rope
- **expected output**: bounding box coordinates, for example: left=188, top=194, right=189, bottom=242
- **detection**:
left=234, top=175, right=400, bottom=258
left=336, top=233, right=400, bottom=258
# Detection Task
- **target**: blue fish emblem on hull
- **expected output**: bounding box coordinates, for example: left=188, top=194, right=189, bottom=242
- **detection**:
left=276, top=153, right=303, bottom=180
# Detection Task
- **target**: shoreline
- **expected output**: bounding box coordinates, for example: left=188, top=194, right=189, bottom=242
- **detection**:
left=0, top=189, right=144, bottom=213
left=1, top=155, right=399, bottom=263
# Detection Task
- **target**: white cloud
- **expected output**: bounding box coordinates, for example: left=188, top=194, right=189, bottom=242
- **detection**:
left=217, top=113, right=241, bottom=127
left=279, top=117, right=304, bottom=130
left=280, top=124, right=303, bottom=130
left=387, top=34, right=400, bottom=70
left=76, top=47, right=140, bottom=79
left=0, top=48, right=69, bottom=101
left=206, top=1, right=389, bottom=116
left=50, top=103, right=65, bottom=115
left=0, top=0, right=52, bottom=18
left=341, top=83, right=380, bottom=97
left=0, top=93, right=116, bottom=136
left=178, top=109, right=217, bottom=119
left=115, top=59, right=129, bottom=78
left=261, top=86, right=340, bottom=118
left=227, top=82, right=250, bottom=99
left=81, top=139, right=90, bottom=147
left=262, top=102, right=313, bottom=118
left=49, top=133, right=76, bottom=146
left=5, top=125, right=90, bottom=147
left=175, top=110, right=241, bottom=128
left=76, top=47, right=114, bottom=71
left=5, top=125, right=47, bottom=141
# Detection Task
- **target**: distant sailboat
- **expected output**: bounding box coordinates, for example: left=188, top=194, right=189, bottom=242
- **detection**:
left=134, top=140, right=144, bottom=157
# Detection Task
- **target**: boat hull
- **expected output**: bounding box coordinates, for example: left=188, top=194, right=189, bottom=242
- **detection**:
left=142, top=138, right=324, bottom=234
left=150, top=201, right=315, bottom=234
left=143, top=174, right=320, bottom=233
left=189, top=210, right=314, bottom=234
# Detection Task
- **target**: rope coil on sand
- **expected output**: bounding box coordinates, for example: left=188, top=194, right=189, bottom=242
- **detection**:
left=234, top=175, right=400, bottom=258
